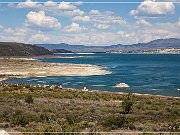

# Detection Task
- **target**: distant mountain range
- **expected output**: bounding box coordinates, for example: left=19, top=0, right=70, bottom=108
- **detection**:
left=0, top=42, right=53, bottom=56
left=0, top=38, right=179, bottom=56
left=35, top=38, right=180, bottom=53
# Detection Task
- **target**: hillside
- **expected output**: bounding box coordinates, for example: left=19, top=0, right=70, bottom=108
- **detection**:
left=0, top=42, right=53, bottom=56
left=36, top=38, right=180, bottom=53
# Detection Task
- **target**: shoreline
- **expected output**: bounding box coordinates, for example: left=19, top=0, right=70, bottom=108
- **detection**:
left=1, top=56, right=179, bottom=99
left=48, top=86, right=180, bottom=99
left=1, top=80, right=179, bottom=99
left=0, top=57, right=111, bottom=79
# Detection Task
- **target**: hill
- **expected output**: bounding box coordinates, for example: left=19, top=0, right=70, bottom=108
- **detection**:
left=51, top=49, right=73, bottom=53
left=0, top=42, right=53, bottom=56
left=35, top=38, right=180, bottom=53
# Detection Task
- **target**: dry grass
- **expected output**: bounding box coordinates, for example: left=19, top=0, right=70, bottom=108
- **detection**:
left=0, top=83, right=179, bottom=134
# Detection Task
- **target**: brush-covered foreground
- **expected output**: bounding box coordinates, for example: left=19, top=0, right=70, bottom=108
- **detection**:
left=0, top=83, right=179, bottom=134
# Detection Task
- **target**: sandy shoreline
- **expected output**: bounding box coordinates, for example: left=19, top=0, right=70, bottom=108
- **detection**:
left=0, top=57, right=111, bottom=79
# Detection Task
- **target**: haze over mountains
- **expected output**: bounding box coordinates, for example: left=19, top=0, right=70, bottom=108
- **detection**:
left=36, top=38, right=180, bottom=53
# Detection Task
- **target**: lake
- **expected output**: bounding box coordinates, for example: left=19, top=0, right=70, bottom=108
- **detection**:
left=7, top=53, right=180, bottom=97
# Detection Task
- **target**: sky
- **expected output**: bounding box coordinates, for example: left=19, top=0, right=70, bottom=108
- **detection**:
left=0, top=0, right=180, bottom=45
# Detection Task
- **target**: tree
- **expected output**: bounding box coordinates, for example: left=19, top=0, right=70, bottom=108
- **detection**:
left=122, top=92, right=135, bottom=114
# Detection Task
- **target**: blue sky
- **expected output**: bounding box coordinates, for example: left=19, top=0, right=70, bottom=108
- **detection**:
left=0, top=0, right=179, bottom=45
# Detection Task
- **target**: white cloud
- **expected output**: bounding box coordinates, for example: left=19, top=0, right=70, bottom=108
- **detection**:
left=140, top=29, right=174, bottom=42
left=43, top=1, right=84, bottom=17
left=0, top=26, right=51, bottom=44
left=61, top=9, right=84, bottom=16
left=29, top=32, right=50, bottom=43
left=129, top=10, right=138, bottom=16
left=16, top=0, right=42, bottom=8
left=58, top=1, right=76, bottom=10
left=2, top=1, right=180, bottom=45
left=0, top=26, right=31, bottom=43
left=88, top=10, right=126, bottom=25
left=63, top=22, right=179, bottom=45
left=136, top=19, right=151, bottom=26
left=13, top=27, right=29, bottom=37
left=57, top=32, right=139, bottom=45
left=26, top=11, right=61, bottom=30
left=44, top=0, right=57, bottom=7
left=1, top=19, right=180, bottom=45
left=64, top=22, right=87, bottom=32
left=117, top=31, right=139, bottom=43
left=72, top=16, right=91, bottom=22
left=93, top=15, right=126, bottom=25
left=89, top=10, right=102, bottom=15
left=72, top=10, right=125, bottom=26
left=129, top=0, right=175, bottom=17
left=130, top=19, right=180, bottom=43
left=4, top=28, right=14, bottom=33
left=9, top=0, right=83, bottom=17
left=94, top=24, right=110, bottom=29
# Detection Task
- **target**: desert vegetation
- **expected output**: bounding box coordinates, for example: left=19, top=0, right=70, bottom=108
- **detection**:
left=0, top=82, right=179, bottom=134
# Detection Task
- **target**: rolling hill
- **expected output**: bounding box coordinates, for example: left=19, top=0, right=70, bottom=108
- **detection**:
left=0, top=42, right=53, bottom=56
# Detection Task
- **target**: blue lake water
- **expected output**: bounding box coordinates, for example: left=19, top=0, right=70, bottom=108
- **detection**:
left=6, top=53, right=180, bottom=97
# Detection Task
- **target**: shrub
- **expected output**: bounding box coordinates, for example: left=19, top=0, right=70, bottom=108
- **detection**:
left=122, top=93, right=135, bottom=114
left=43, top=125, right=59, bottom=135
left=101, top=115, right=135, bottom=130
left=11, top=110, right=29, bottom=127
left=39, top=113, right=49, bottom=122
left=25, top=95, right=33, bottom=104
left=66, top=113, right=80, bottom=125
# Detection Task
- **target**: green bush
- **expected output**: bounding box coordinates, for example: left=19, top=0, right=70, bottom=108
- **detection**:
left=101, top=115, right=135, bottom=130
left=25, top=95, right=34, bottom=104
left=122, top=93, right=135, bottom=114
left=11, top=110, right=29, bottom=127
left=66, top=113, right=80, bottom=125
left=39, top=113, right=49, bottom=122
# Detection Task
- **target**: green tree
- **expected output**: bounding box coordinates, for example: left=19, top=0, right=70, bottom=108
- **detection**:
left=122, top=93, right=135, bottom=114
